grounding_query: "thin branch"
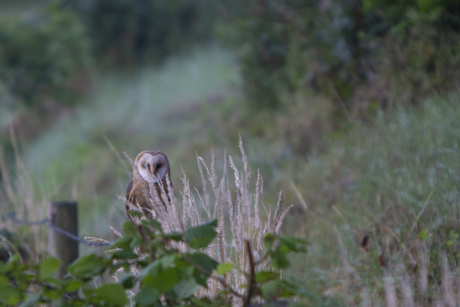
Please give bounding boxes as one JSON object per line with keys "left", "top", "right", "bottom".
{"left": 243, "top": 240, "right": 256, "bottom": 307}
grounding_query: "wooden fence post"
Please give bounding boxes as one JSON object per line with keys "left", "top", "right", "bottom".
{"left": 48, "top": 201, "right": 79, "bottom": 278}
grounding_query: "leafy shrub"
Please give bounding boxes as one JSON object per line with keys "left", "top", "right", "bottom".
{"left": 0, "top": 6, "right": 91, "bottom": 110}
{"left": 0, "top": 218, "right": 312, "bottom": 306}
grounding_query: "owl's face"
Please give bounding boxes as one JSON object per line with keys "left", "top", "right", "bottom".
{"left": 135, "top": 151, "right": 170, "bottom": 184}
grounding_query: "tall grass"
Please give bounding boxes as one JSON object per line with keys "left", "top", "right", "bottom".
{"left": 0, "top": 128, "right": 49, "bottom": 257}
{"left": 287, "top": 92, "right": 460, "bottom": 305}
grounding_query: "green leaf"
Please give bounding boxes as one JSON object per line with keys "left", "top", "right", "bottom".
{"left": 166, "top": 232, "right": 184, "bottom": 241}
{"left": 264, "top": 233, "right": 276, "bottom": 250}
{"left": 43, "top": 290, "right": 60, "bottom": 300}
{"left": 0, "top": 262, "right": 6, "bottom": 274}
{"left": 123, "top": 221, "right": 138, "bottom": 236}
{"left": 5, "top": 254, "right": 20, "bottom": 270}
{"left": 65, "top": 280, "right": 82, "bottom": 292}
{"left": 120, "top": 275, "right": 136, "bottom": 289}
{"left": 19, "top": 293, "right": 40, "bottom": 307}
{"left": 159, "top": 254, "right": 177, "bottom": 269}
{"left": 112, "top": 250, "right": 138, "bottom": 259}
{"left": 186, "top": 252, "right": 218, "bottom": 275}
{"left": 255, "top": 271, "right": 278, "bottom": 283}
{"left": 186, "top": 252, "right": 218, "bottom": 287}
{"left": 137, "top": 261, "right": 162, "bottom": 281}
{"left": 185, "top": 220, "right": 218, "bottom": 249}
{"left": 111, "top": 236, "right": 132, "bottom": 250}
{"left": 0, "top": 286, "right": 22, "bottom": 305}
{"left": 216, "top": 262, "right": 234, "bottom": 275}
{"left": 270, "top": 249, "right": 290, "bottom": 269}
{"left": 94, "top": 284, "right": 127, "bottom": 306}
{"left": 0, "top": 276, "right": 8, "bottom": 287}
{"left": 174, "top": 278, "right": 200, "bottom": 299}
{"left": 68, "top": 254, "right": 104, "bottom": 279}
{"left": 135, "top": 287, "right": 160, "bottom": 306}
{"left": 279, "top": 236, "right": 308, "bottom": 253}
{"left": 39, "top": 255, "right": 61, "bottom": 280}
{"left": 143, "top": 267, "right": 184, "bottom": 292}
{"left": 261, "top": 280, "right": 298, "bottom": 300}
{"left": 150, "top": 219, "right": 163, "bottom": 232}
{"left": 129, "top": 236, "right": 144, "bottom": 249}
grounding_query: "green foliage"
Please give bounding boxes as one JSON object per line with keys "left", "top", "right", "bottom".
{"left": 216, "top": 262, "right": 233, "bottom": 275}
{"left": 185, "top": 219, "right": 218, "bottom": 249}
{"left": 221, "top": 0, "right": 460, "bottom": 110}
{"left": 58, "top": 0, "right": 219, "bottom": 66}
{"left": 0, "top": 6, "right": 90, "bottom": 109}
{"left": 0, "top": 219, "right": 312, "bottom": 306}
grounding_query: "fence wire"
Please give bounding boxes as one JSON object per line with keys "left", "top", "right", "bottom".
{"left": 7, "top": 212, "right": 112, "bottom": 246}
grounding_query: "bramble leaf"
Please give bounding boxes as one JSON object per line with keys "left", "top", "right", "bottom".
{"left": 135, "top": 287, "right": 160, "bottom": 306}
{"left": 174, "top": 278, "right": 200, "bottom": 299}
{"left": 185, "top": 220, "right": 218, "bottom": 249}
{"left": 255, "top": 271, "right": 278, "bottom": 283}
{"left": 143, "top": 267, "right": 184, "bottom": 292}
{"left": 95, "top": 284, "right": 128, "bottom": 306}
{"left": 19, "top": 293, "right": 40, "bottom": 307}
{"left": 68, "top": 254, "right": 104, "bottom": 279}
{"left": 0, "top": 286, "right": 22, "bottom": 305}
{"left": 216, "top": 262, "right": 234, "bottom": 275}
{"left": 39, "top": 255, "right": 61, "bottom": 280}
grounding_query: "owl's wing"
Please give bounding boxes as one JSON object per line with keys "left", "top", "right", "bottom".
{"left": 126, "top": 173, "right": 135, "bottom": 211}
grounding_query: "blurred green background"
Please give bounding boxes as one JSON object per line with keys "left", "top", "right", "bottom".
{"left": 0, "top": 0, "right": 459, "bottom": 303}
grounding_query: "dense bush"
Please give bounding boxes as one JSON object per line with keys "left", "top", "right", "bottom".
{"left": 59, "top": 0, "right": 219, "bottom": 66}
{"left": 0, "top": 6, "right": 91, "bottom": 110}
{"left": 221, "top": 0, "right": 460, "bottom": 109}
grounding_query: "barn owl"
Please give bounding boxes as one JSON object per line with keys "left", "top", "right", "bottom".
{"left": 126, "top": 151, "right": 172, "bottom": 218}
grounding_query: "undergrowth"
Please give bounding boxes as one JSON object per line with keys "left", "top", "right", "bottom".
{"left": 286, "top": 93, "right": 460, "bottom": 305}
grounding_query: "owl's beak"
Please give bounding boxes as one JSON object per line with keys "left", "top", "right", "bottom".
{"left": 149, "top": 165, "right": 156, "bottom": 176}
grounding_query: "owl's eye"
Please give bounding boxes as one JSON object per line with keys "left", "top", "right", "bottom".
{"left": 147, "top": 163, "right": 150, "bottom": 169}
{"left": 142, "top": 163, "right": 147, "bottom": 169}
{"left": 156, "top": 164, "right": 162, "bottom": 171}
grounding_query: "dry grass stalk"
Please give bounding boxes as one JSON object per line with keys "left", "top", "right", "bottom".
{"left": 360, "top": 285, "right": 372, "bottom": 307}
{"left": 0, "top": 127, "right": 50, "bottom": 254}
{"left": 399, "top": 272, "right": 415, "bottom": 307}
{"left": 84, "top": 236, "right": 111, "bottom": 245}
{"left": 103, "top": 135, "right": 130, "bottom": 175}
{"left": 120, "top": 145, "right": 293, "bottom": 305}
{"left": 333, "top": 225, "right": 356, "bottom": 305}
{"left": 109, "top": 226, "right": 123, "bottom": 238}
{"left": 441, "top": 251, "right": 456, "bottom": 307}
{"left": 418, "top": 242, "right": 429, "bottom": 293}
{"left": 383, "top": 269, "right": 397, "bottom": 307}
